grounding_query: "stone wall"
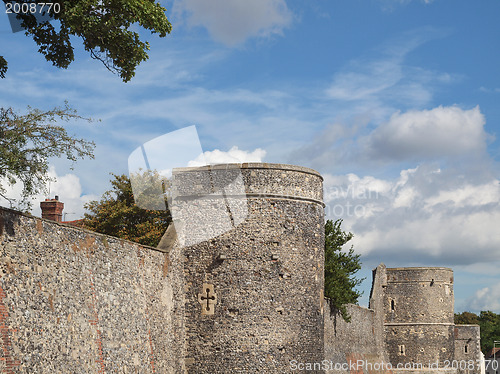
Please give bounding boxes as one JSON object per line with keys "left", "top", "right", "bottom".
{"left": 175, "top": 163, "right": 325, "bottom": 373}
{"left": 454, "top": 325, "right": 482, "bottom": 374}
{"left": 324, "top": 263, "right": 481, "bottom": 374}
{"left": 0, "top": 206, "right": 184, "bottom": 373}
{"left": 324, "top": 302, "right": 390, "bottom": 374}
{"left": 369, "top": 263, "right": 389, "bottom": 362}
{"left": 0, "top": 162, "right": 484, "bottom": 374}
{"left": 383, "top": 267, "right": 455, "bottom": 368}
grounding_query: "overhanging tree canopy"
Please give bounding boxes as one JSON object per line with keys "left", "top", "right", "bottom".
{"left": 0, "top": 102, "right": 95, "bottom": 211}
{"left": 1, "top": 0, "right": 172, "bottom": 81}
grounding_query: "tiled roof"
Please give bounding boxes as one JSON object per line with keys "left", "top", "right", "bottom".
{"left": 486, "top": 347, "right": 500, "bottom": 359}
{"left": 62, "top": 219, "right": 86, "bottom": 228}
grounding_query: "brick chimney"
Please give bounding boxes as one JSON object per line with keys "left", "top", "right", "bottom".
{"left": 40, "top": 196, "right": 64, "bottom": 222}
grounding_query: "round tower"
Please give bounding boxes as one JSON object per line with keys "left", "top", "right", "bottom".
{"left": 383, "top": 267, "right": 455, "bottom": 368}
{"left": 172, "top": 163, "right": 325, "bottom": 373}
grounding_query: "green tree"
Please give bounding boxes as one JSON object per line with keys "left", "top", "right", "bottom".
{"left": 83, "top": 172, "right": 171, "bottom": 247}
{"left": 454, "top": 311, "right": 480, "bottom": 325}
{"left": 324, "top": 219, "right": 364, "bottom": 322}
{"left": 479, "top": 311, "right": 500, "bottom": 354}
{"left": 1, "top": 0, "right": 172, "bottom": 81}
{"left": 0, "top": 56, "right": 7, "bottom": 79}
{"left": 0, "top": 102, "right": 95, "bottom": 211}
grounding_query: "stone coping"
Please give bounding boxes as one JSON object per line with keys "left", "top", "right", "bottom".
{"left": 0, "top": 205, "right": 165, "bottom": 253}
{"left": 172, "top": 162, "right": 323, "bottom": 180}
{"left": 174, "top": 192, "right": 325, "bottom": 207}
{"left": 454, "top": 324, "right": 480, "bottom": 327}
{"left": 384, "top": 322, "right": 455, "bottom": 326}
{"left": 387, "top": 267, "right": 453, "bottom": 271}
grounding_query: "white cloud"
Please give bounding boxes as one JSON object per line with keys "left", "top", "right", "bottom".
{"left": 365, "top": 106, "right": 488, "bottom": 160}
{"left": 393, "top": 185, "right": 418, "bottom": 208}
{"left": 188, "top": 146, "right": 266, "bottom": 166}
{"left": 379, "top": 0, "right": 435, "bottom": 9}
{"left": 173, "top": 0, "right": 293, "bottom": 45}
{"left": 425, "top": 181, "right": 500, "bottom": 209}
{"left": 397, "top": 0, "right": 434, "bottom": 3}
{"left": 479, "top": 86, "right": 500, "bottom": 94}
{"left": 324, "top": 29, "right": 451, "bottom": 110}
{"left": 323, "top": 164, "right": 500, "bottom": 264}
{"left": 326, "top": 59, "right": 403, "bottom": 101}
{"left": 324, "top": 173, "right": 392, "bottom": 201}
{"left": 0, "top": 166, "right": 99, "bottom": 220}
{"left": 293, "top": 105, "right": 491, "bottom": 169}
{"left": 324, "top": 174, "right": 393, "bottom": 221}
{"left": 466, "top": 285, "right": 500, "bottom": 312}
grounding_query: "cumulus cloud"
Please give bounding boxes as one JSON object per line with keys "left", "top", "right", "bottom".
{"left": 323, "top": 164, "right": 500, "bottom": 265}
{"left": 293, "top": 105, "right": 491, "bottom": 170}
{"left": 365, "top": 106, "right": 489, "bottom": 160}
{"left": 0, "top": 166, "right": 99, "bottom": 219}
{"left": 424, "top": 181, "right": 500, "bottom": 209}
{"left": 465, "top": 285, "right": 500, "bottom": 312}
{"left": 173, "top": 0, "right": 293, "bottom": 45}
{"left": 188, "top": 146, "right": 266, "bottom": 166}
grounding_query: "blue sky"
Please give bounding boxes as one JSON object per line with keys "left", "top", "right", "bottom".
{"left": 1, "top": 0, "right": 499, "bottom": 313}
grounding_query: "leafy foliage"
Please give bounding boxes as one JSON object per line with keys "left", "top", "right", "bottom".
{"left": 129, "top": 168, "right": 172, "bottom": 211}
{"left": 455, "top": 310, "right": 500, "bottom": 354}
{"left": 83, "top": 172, "right": 171, "bottom": 247}
{"left": 0, "top": 102, "right": 95, "bottom": 211}
{"left": 1, "top": 0, "right": 172, "bottom": 81}
{"left": 0, "top": 56, "right": 7, "bottom": 78}
{"left": 454, "top": 311, "right": 480, "bottom": 325}
{"left": 324, "top": 219, "right": 364, "bottom": 322}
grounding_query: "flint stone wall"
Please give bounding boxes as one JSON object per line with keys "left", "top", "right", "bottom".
{"left": 324, "top": 302, "right": 389, "bottom": 374}
{"left": 323, "top": 263, "right": 480, "bottom": 374}
{"left": 176, "top": 163, "right": 325, "bottom": 373}
{"left": 0, "top": 161, "right": 484, "bottom": 374}
{"left": 0, "top": 206, "right": 184, "bottom": 373}
{"left": 453, "top": 325, "right": 482, "bottom": 374}
{"left": 384, "top": 268, "right": 455, "bottom": 367}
